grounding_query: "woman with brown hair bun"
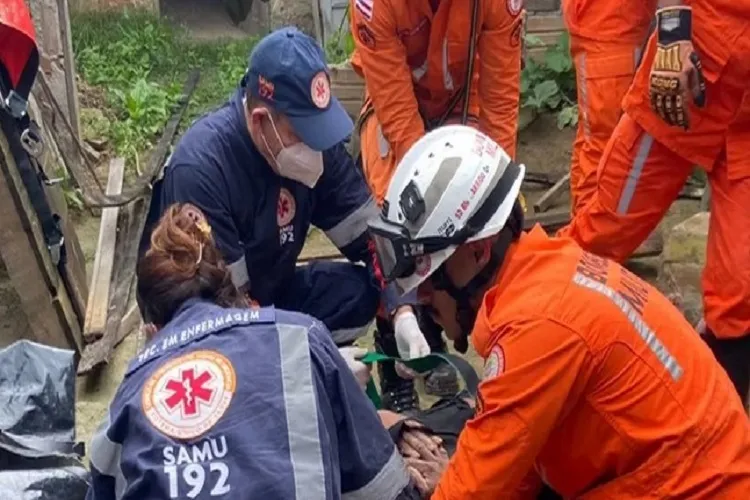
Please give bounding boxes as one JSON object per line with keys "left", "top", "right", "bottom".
{"left": 86, "top": 203, "right": 423, "bottom": 500}
{"left": 135, "top": 203, "right": 245, "bottom": 327}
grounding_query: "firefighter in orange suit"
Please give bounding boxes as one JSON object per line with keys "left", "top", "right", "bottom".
{"left": 349, "top": 0, "right": 524, "bottom": 412}
{"left": 369, "top": 125, "right": 750, "bottom": 499}
{"left": 350, "top": 0, "right": 524, "bottom": 204}
{"left": 559, "top": 1, "right": 750, "bottom": 402}
{"left": 562, "top": 0, "right": 657, "bottom": 213}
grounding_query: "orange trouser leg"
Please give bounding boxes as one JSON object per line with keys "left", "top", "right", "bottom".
{"left": 559, "top": 113, "right": 692, "bottom": 262}
{"left": 569, "top": 36, "right": 642, "bottom": 214}
{"left": 704, "top": 149, "right": 750, "bottom": 338}
{"left": 360, "top": 113, "right": 398, "bottom": 206}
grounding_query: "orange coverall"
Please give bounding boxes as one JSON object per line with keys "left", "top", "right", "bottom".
{"left": 349, "top": 0, "right": 522, "bottom": 203}
{"left": 433, "top": 226, "right": 750, "bottom": 499}
{"left": 559, "top": 2, "right": 750, "bottom": 340}
{"left": 562, "top": 0, "right": 656, "bottom": 214}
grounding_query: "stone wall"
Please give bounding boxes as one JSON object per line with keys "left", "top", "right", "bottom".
{"left": 527, "top": 0, "right": 561, "bottom": 13}
{"left": 658, "top": 212, "right": 709, "bottom": 327}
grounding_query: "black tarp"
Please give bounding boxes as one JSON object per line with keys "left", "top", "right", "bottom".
{"left": 0, "top": 340, "right": 89, "bottom": 499}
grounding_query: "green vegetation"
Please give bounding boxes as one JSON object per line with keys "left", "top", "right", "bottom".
{"left": 325, "top": 28, "right": 356, "bottom": 65}
{"left": 71, "top": 10, "right": 259, "bottom": 168}
{"left": 324, "top": 6, "right": 355, "bottom": 65}
{"left": 71, "top": 9, "right": 579, "bottom": 172}
{"left": 521, "top": 32, "right": 578, "bottom": 130}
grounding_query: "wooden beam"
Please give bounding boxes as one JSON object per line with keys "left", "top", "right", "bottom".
{"left": 533, "top": 172, "right": 570, "bottom": 213}
{"left": 525, "top": 209, "right": 570, "bottom": 231}
{"left": 84, "top": 157, "right": 125, "bottom": 342}
{"left": 78, "top": 201, "right": 142, "bottom": 374}
{"left": 26, "top": 94, "right": 89, "bottom": 329}
{"left": 116, "top": 303, "right": 142, "bottom": 349}
{"left": 56, "top": 0, "right": 81, "bottom": 139}
{"left": 0, "top": 128, "right": 82, "bottom": 352}
{"left": 523, "top": 171, "right": 556, "bottom": 187}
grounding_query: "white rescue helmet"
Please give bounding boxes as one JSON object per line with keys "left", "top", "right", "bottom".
{"left": 368, "top": 125, "right": 525, "bottom": 294}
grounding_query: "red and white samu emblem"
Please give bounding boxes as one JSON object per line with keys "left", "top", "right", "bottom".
{"left": 311, "top": 72, "right": 331, "bottom": 109}
{"left": 277, "top": 188, "right": 296, "bottom": 227}
{"left": 142, "top": 350, "right": 236, "bottom": 439}
{"left": 483, "top": 345, "right": 505, "bottom": 379}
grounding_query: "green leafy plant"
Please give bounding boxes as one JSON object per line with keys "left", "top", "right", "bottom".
{"left": 72, "top": 9, "right": 258, "bottom": 169}
{"left": 521, "top": 32, "right": 578, "bottom": 129}
{"left": 325, "top": 6, "right": 355, "bottom": 64}
{"left": 326, "top": 29, "right": 356, "bottom": 65}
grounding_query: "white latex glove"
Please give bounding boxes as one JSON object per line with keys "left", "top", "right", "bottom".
{"left": 394, "top": 309, "right": 431, "bottom": 360}
{"left": 338, "top": 346, "right": 371, "bottom": 391}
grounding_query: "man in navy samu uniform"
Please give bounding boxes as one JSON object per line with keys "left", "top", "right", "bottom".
{"left": 138, "top": 27, "right": 422, "bottom": 347}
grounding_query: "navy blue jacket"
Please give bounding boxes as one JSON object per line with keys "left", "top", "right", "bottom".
{"left": 86, "top": 300, "right": 414, "bottom": 499}
{"left": 157, "top": 89, "right": 411, "bottom": 311}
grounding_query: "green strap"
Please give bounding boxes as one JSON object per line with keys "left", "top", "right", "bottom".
{"left": 360, "top": 352, "right": 480, "bottom": 409}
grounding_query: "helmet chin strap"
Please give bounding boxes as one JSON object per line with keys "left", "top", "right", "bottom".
{"left": 432, "top": 201, "right": 524, "bottom": 352}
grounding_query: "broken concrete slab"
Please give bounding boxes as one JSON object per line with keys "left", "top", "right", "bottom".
{"left": 661, "top": 212, "right": 709, "bottom": 265}
{"left": 658, "top": 212, "right": 709, "bottom": 326}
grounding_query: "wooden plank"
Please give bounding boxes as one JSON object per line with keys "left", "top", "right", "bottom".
{"left": 115, "top": 302, "right": 142, "bottom": 349}
{"left": 330, "top": 63, "right": 365, "bottom": 118}
{"left": 311, "top": 0, "right": 324, "bottom": 44}
{"left": 328, "top": 63, "right": 363, "bottom": 84}
{"left": 525, "top": 209, "right": 570, "bottom": 231}
{"left": 56, "top": 0, "right": 82, "bottom": 139}
{"left": 26, "top": 94, "right": 89, "bottom": 328}
{"left": 524, "top": 171, "right": 556, "bottom": 186}
{"left": 83, "top": 157, "right": 125, "bottom": 341}
{"left": 61, "top": 216, "right": 89, "bottom": 325}
{"left": 33, "top": 73, "right": 107, "bottom": 206}
{"left": 526, "top": 14, "right": 565, "bottom": 33}
{"left": 533, "top": 172, "right": 570, "bottom": 213}
{"left": 526, "top": 0, "right": 560, "bottom": 12}
{"left": 78, "top": 200, "right": 142, "bottom": 374}
{"left": 0, "top": 129, "right": 82, "bottom": 352}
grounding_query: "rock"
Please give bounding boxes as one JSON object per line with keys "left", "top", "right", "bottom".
{"left": 270, "top": 0, "right": 315, "bottom": 38}
{"left": 659, "top": 263, "right": 704, "bottom": 326}
{"left": 661, "top": 212, "right": 709, "bottom": 265}
{"left": 86, "top": 137, "right": 109, "bottom": 152}
{"left": 80, "top": 108, "right": 111, "bottom": 145}
{"left": 658, "top": 212, "right": 709, "bottom": 326}
{"left": 519, "top": 106, "right": 538, "bottom": 132}
{"left": 633, "top": 227, "right": 664, "bottom": 258}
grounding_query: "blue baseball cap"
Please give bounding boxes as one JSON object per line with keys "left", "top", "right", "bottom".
{"left": 245, "top": 27, "right": 353, "bottom": 151}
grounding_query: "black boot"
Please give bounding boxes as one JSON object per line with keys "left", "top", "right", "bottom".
{"left": 418, "top": 308, "right": 461, "bottom": 398}
{"left": 375, "top": 317, "right": 419, "bottom": 414}
{"left": 702, "top": 329, "right": 750, "bottom": 407}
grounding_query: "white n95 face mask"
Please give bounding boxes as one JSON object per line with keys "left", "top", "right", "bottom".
{"left": 262, "top": 115, "right": 324, "bottom": 189}
{"left": 275, "top": 142, "right": 324, "bottom": 189}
